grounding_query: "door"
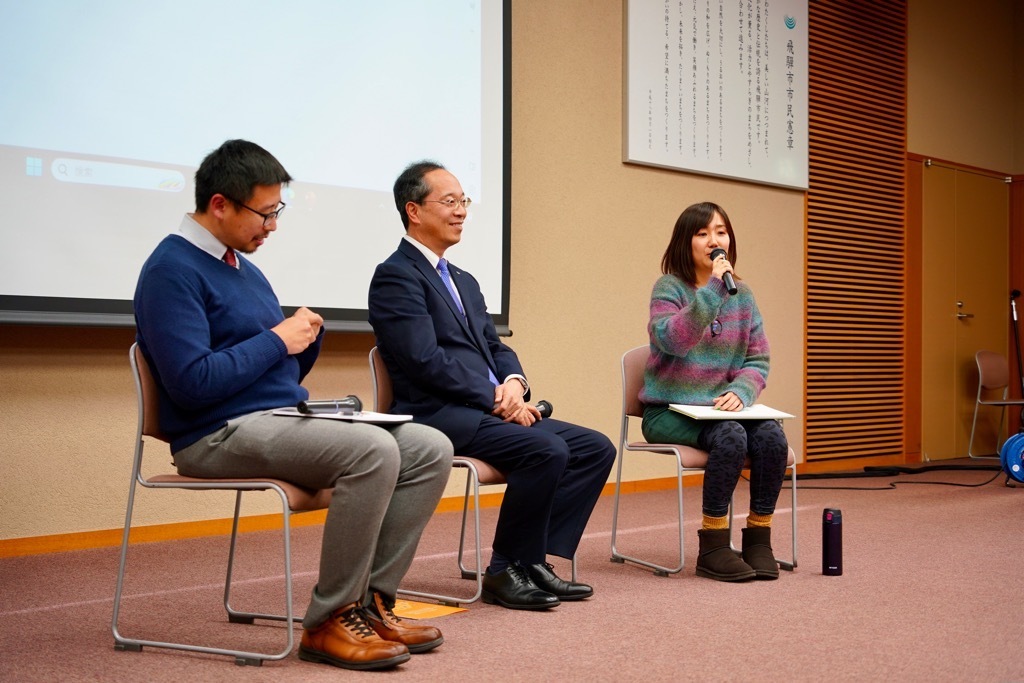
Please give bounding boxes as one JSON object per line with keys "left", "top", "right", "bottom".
{"left": 921, "top": 163, "right": 1009, "bottom": 460}
{"left": 952, "top": 171, "right": 1010, "bottom": 456}
{"left": 921, "top": 165, "right": 956, "bottom": 460}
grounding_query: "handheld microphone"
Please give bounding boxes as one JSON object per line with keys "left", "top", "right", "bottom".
{"left": 297, "top": 395, "right": 363, "bottom": 415}
{"left": 710, "top": 248, "right": 738, "bottom": 295}
{"left": 536, "top": 400, "right": 554, "bottom": 419}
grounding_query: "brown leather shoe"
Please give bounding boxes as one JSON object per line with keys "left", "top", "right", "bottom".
{"left": 298, "top": 602, "right": 410, "bottom": 671}
{"left": 364, "top": 591, "right": 444, "bottom": 654}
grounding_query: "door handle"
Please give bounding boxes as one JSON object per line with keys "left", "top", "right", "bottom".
{"left": 955, "top": 300, "right": 973, "bottom": 320}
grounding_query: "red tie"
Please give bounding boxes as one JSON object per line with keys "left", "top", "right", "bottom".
{"left": 223, "top": 248, "right": 237, "bottom": 268}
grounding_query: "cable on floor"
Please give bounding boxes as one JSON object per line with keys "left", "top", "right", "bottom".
{"left": 742, "top": 463, "right": 1011, "bottom": 490}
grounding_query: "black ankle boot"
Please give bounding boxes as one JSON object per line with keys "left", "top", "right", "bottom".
{"left": 696, "top": 528, "right": 756, "bottom": 582}
{"left": 741, "top": 526, "right": 780, "bottom": 580}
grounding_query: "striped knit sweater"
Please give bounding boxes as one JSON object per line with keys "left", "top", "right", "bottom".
{"left": 640, "top": 273, "right": 770, "bottom": 409}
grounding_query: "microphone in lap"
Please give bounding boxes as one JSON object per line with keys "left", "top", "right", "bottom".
{"left": 297, "top": 395, "right": 363, "bottom": 415}
{"left": 536, "top": 400, "right": 553, "bottom": 419}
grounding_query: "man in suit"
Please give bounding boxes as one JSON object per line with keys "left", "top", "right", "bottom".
{"left": 368, "top": 161, "right": 617, "bottom": 610}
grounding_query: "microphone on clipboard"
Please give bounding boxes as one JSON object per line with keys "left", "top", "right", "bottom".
{"left": 297, "top": 395, "right": 363, "bottom": 415}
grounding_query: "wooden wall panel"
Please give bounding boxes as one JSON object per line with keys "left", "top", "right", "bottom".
{"left": 806, "top": 2, "right": 907, "bottom": 461}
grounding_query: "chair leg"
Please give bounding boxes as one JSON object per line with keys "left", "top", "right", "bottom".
{"left": 968, "top": 400, "right": 1002, "bottom": 460}
{"left": 609, "top": 441, "right": 626, "bottom": 564}
{"left": 224, "top": 489, "right": 302, "bottom": 626}
{"left": 112, "top": 463, "right": 143, "bottom": 652}
{"left": 113, "top": 478, "right": 298, "bottom": 666}
{"left": 225, "top": 491, "right": 252, "bottom": 624}
{"left": 609, "top": 442, "right": 627, "bottom": 565}
{"left": 778, "top": 462, "right": 797, "bottom": 571}
{"left": 400, "top": 459, "right": 581, "bottom": 603}
{"left": 968, "top": 401, "right": 983, "bottom": 458}
{"left": 397, "top": 462, "right": 485, "bottom": 606}
{"left": 609, "top": 450, "right": 686, "bottom": 576}
{"left": 457, "top": 472, "right": 477, "bottom": 580}
{"left": 728, "top": 495, "right": 737, "bottom": 554}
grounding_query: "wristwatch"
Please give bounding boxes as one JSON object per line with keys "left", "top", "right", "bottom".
{"left": 508, "top": 375, "right": 529, "bottom": 394}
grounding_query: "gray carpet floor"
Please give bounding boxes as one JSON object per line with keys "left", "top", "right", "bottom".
{"left": 2, "top": 461, "right": 1021, "bottom": 682}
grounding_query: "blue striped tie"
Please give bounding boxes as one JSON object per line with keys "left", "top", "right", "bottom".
{"left": 437, "top": 258, "right": 464, "bottom": 315}
{"left": 438, "top": 258, "right": 498, "bottom": 386}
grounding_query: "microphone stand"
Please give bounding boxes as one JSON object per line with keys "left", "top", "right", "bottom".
{"left": 1012, "top": 290, "right": 1024, "bottom": 428}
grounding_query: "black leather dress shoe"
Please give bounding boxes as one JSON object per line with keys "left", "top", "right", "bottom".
{"left": 482, "top": 563, "right": 560, "bottom": 610}
{"left": 525, "top": 562, "right": 594, "bottom": 601}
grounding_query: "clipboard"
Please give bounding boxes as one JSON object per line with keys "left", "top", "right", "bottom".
{"left": 272, "top": 408, "right": 412, "bottom": 424}
{"left": 669, "top": 403, "right": 795, "bottom": 420}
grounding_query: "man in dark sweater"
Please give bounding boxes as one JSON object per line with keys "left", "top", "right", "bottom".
{"left": 133, "top": 140, "right": 453, "bottom": 672}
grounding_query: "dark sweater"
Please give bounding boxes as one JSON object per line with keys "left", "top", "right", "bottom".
{"left": 133, "top": 235, "right": 320, "bottom": 452}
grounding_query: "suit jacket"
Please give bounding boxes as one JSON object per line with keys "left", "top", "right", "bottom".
{"left": 368, "top": 239, "right": 529, "bottom": 450}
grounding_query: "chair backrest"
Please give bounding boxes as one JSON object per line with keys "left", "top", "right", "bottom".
{"left": 129, "top": 342, "right": 333, "bottom": 511}
{"left": 976, "top": 350, "right": 1010, "bottom": 391}
{"left": 621, "top": 346, "right": 650, "bottom": 418}
{"left": 131, "top": 343, "right": 168, "bottom": 442}
{"left": 369, "top": 346, "right": 394, "bottom": 414}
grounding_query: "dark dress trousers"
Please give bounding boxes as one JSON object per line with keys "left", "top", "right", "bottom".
{"left": 368, "top": 239, "right": 616, "bottom": 564}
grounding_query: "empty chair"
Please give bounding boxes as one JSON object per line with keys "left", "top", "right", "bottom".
{"left": 112, "top": 343, "right": 332, "bottom": 666}
{"left": 968, "top": 350, "right": 1024, "bottom": 459}
{"left": 609, "top": 345, "right": 798, "bottom": 576}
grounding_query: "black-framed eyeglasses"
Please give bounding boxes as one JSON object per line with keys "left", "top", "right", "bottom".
{"left": 710, "top": 319, "right": 722, "bottom": 337}
{"left": 230, "top": 198, "right": 286, "bottom": 226}
{"left": 424, "top": 197, "right": 472, "bottom": 210}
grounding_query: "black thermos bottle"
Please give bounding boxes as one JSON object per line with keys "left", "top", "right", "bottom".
{"left": 822, "top": 508, "right": 843, "bottom": 575}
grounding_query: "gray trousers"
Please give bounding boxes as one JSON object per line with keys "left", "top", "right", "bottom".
{"left": 173, "top": 410, "right": 453, "bottom": 628}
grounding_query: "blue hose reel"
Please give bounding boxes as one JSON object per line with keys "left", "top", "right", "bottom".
{"left": 1000, "top": 432, "right": 1024, "bottom": 483}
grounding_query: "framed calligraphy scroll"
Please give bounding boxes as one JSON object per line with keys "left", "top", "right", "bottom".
{"left": 624, "top": 0, "right": 808, "bottom": 190}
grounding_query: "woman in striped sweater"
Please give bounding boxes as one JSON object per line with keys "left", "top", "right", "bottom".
{"left": 640, "top": 201, "right": 789, "bottom": 582}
